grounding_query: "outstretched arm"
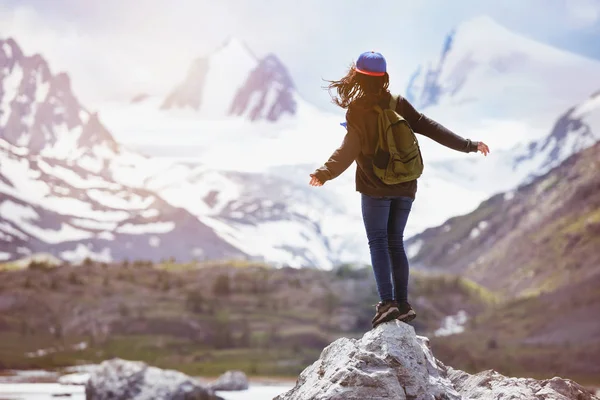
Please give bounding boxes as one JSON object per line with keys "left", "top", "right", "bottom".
{"left": 311, "top": 121, "right": 361, "bottom": 184}
{"left": 398, "top": 97, "right": 481, "bottom": 153}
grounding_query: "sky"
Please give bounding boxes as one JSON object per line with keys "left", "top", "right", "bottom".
{"left": 1, "top": 0, "right": 599, "bottom": 112}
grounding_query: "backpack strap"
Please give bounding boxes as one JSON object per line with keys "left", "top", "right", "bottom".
{"left": 389, "top": 94, "right": 398, "bottom": 111}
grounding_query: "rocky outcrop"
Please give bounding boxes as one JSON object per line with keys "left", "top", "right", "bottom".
{"left": 275, "top": 322, "right": 459, "bottom": 400}
{"left": 209, "top": 370, "right": 249, "bottom": 391}
{"left": 275, "top": 322, "right": 598, "bottom": 400}
{"left": 448, "top": 367, "right": 598, "bottom": 400}
{"left": 85, "top": 358, "right": 223, "bottom": 400}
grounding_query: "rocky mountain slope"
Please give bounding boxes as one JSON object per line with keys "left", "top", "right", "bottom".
{"left": 433, "top": 271, "right": 600, "bottom": 385}
{"left": 0, "top": 139, "right": 242, "bottom": 263}
{"left": 407, "top": 138, "right": 600, "bottom": 298}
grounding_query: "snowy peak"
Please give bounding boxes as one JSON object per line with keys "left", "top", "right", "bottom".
{"left": 213, "top": 36, "right": 258, "bottom": 64}
{"left": 230, "top": 53, "right": 297, "bottom": 121}
{"left": 0, "top": 37, "right": 118, "bottom": 157}
{"left": 405, "top": 15, "right": 600, "bottom": 122}
{"left": 514, "top": 89, "right": 600, "bottom": 172}
{"left": 1, "top": 37, "right": 24, "bottom": 67}
{"left": 160, "top": 38, "right": 297, "bottom": 122}
{"left": 454, "top": 14, "right": 514, "bottom": 38}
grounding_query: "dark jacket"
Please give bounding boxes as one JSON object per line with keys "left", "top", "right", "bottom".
{"left": 312, "top": 93, "right": 479, "bottom": 199}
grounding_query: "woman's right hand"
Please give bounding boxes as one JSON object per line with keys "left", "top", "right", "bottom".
{"left": 477, "top": 142, "right": 490, "bottom": 156}
{"left": 309, "top": 174, "right": 323, "bottom": 187}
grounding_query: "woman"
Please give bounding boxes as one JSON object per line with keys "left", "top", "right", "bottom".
{"left": 309, "top": 51, "right": 490, "bottom": 329}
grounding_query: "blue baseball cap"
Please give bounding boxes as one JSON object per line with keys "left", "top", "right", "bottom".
{"left": 356, "top": 51, "right": 386, "bottom": 76}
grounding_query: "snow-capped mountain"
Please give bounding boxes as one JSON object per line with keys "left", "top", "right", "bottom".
{"left": 0, "top": 37, "right": 360, "bottom": 268}
{"left": 0, "top": 37, "right": 245, "bottom": 264}
{"left": 4, "top": 16, "right": 600, "bottom": 268}
{"left": 155, "top": 37, "right": 296, "bottom": 122}
{"left": 428, "top": 89, "right": 600, "bottom": 195}
{"left": 405, "top": 15, "right": 600, "bottom": 154}
{"left": 0, "top": 38, "right": 117, "bottom": 156}
{"left": 0, "top": 140, "right": 243, "bottom": 263}
{"left": 97, "top": 20, "right": 600, "bottom": 268}
{"left": 141, "top": 162, "right": 366, "bottom": 267}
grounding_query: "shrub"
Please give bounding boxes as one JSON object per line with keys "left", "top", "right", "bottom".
{"left": 82, "top": 257, "right": 94, "bottom": 267}
{"left": 186, "top": 291, "right": 204, "bottom": 314}
{"left": 213, "top": 274, "right": 230, "bottom": 296}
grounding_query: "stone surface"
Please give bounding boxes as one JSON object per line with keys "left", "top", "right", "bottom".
{"left": 85, "top": 358, "right": 222, "bottom": 400}
{"left": 275, "top": 321, "right": 460, "bottom": 400}
{"left": 209, "top": 370, "right": 249, "bottom": 391}
{"left": 448, "top": 367, "right": 598, "bottom": 400}
{"left": 275, "top": 321, "right": 599, "bottom": 400}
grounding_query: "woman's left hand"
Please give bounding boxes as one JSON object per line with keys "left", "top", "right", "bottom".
{"left": 477, "top": 141, "right": 490, "bottom": 156}
{"left": 309, "top": 175, "right": 323, "bottom": 187}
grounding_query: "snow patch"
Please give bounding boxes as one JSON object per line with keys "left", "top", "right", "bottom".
{"left": 87, "top": 189, "right": 154, "bottom": 210}
{"left": 0, "top": 252, "right": 11, "bottom": 261}
{"left": 407, "top": 239, "right": 423, "bottom": 259}
{"left": 60, "top": 244, "right": 112, "bottom": 263}
{"left": 469, "top": 220, "right": 489, "bottom": 239}
{"left": 149, "top": 236, "right": 160, "bottom": 247}
{"left": 0, "top": 200, "right": 39, "bottom": 222}
{"left": 116, "top": 222, "right": 175, "bottom": 234}
{"left": 37, "top": 160, "right": 119, "bottom": 190}
{"left": 141, "top": 209, "right": 159, "bottom": 218}
{"left": 70, "top": 218, "right": 118, "bottom": 231}
{"left": 35, "top": 72, "right": 50, "bottom": 103}
{"left": 2, "top": 42, "right": 13, "bottom": 59}
{"left": 503, "top": 191, "right": 515, "bottom": 201}
{"left": 0, "top": 64, "right": 23, "bottom": 126}
{"left": 434, "top": 310, "right": 469, "bottom": 337}
{"left": 77, "top": 155, "right": 104, "bottom": 173}
{"left": 97, "top": 231, "right": 115, "bottom": 241}
{"left": 0, "top": 201, "right": 93, "bottom": 243}
{"left": 40, "top": 125, "right": 84, "bottom": 159}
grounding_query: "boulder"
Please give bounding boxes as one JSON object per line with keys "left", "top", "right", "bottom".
{"left": 275, "top": 321, "right": 459, "bottom": 400}
{"left": 85, "top": 358, "right": 223, "bottom": 400}
{"left": 275, "top": 321, "right": 598, "bottom": 400}
{"left": 209, "top": 370, "right": 249, "bottom": 391}
{"left": 448, "top": 367, "right": 598, "bottom": 400}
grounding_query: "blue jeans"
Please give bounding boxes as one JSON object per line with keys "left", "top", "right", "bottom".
{"left": 361, "top": 194, "right": 413, "bottom": 303}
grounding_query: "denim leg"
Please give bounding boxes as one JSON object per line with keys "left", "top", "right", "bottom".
{"left": 388, "top": 197, "right": 413, "bottom": 303}
{"left": 361, "top": 194, "right": 393, "bottom": 301}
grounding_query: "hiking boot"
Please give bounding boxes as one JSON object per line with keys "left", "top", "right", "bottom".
{"left": 396, "top": 301, "right": 416, "bottom": 322}
{"left": 371, "top": 300, "right": 401, "bottom": 328}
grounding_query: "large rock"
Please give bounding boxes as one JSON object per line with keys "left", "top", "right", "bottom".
{"left": 448, "top": 367, "right": 598, "bottom": 400}
{"left": 209, "top": 370, "right": 249, "bottom": 391}
{"left": 85, "top": 358, "right": 222, "bottom": 400}
{"left": 275, "top": 321, "right": 598, "bottom": 400}
{"left": 275, "top": 321, "right": 460, "bottom": 400}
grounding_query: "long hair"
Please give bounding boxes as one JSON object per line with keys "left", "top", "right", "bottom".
{"left": 324, "top": 62, "right": 390, "bottom": 109}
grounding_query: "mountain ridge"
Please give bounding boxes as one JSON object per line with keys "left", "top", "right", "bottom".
{"left": 159, "top": 37, "right": 297, "bottom": 121}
